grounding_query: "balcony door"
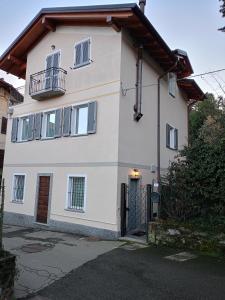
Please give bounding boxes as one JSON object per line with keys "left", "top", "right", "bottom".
{"left": 45, "top": 51, "right": 60, "bottom": 90}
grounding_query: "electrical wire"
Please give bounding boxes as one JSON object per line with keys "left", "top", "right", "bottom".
{"left": 210, "top": 74, "right": 225, "bottom": 96}
{"left": 200, "top": 76, "right": 220, "bottom": 97}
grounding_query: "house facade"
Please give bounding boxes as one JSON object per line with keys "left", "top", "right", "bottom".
{"left": 0, "top": 79, "right": 23, "bottom": 175}
{"left": 0, "top": 3, "right": 204, "bottom": 239}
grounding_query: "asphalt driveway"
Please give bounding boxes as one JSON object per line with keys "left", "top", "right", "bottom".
{"left": 26, "top": 243, "right": 225, "bottom": 300}
{"left": 3, "top": 225, "right": 122, "bottom": 299}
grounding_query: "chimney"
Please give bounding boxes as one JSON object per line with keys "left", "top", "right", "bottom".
{"left": 139, "top": 0, "right": 146, "bottom": 14}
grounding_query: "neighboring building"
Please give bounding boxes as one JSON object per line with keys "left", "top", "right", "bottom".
{"left": 0, "top": 3, "right": 204, "bottom": 239}
{"left": 0, "top": 79, "right": 23, "bottom": 175}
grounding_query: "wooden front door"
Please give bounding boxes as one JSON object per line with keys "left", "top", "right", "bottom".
{"left": 36, "top": 176, "right": 50, "bottom": 224}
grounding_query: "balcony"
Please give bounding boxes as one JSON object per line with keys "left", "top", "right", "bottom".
{"left": 29, "top": 67, "right": 67, "bottom": 100}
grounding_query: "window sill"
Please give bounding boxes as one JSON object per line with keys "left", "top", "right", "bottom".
{"left": 11, "top": 200, "right": 24, "bottom": 204}
{"left": 73, "top": 62, "right": 91, "bottom": 70}
{"left": 65, "top": 208, "right": 85, "bottom": 213}
{"left": 70, "top": 133, "right": 88, "bottom": 137}
{"left": 166, "top": 145, "right": 178, "bottom": 151}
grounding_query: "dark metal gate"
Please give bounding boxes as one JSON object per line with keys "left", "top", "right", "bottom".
{"left": 121, "top": 182, "right": 151, "bottom": 242}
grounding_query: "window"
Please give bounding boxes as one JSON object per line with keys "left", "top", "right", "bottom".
{"left": 166, "top": 124, "right": 178, "bottom": 150}
{"left": 67, "top": 176, "right": 86, "bottom": 211}
{"left": 168, "top": 72, "right": 177, "bottom": 98}
{"left": 12, "top": 174, "right": 25, "bottom": 203}
{"left": 18, "top": 116, "right": 30, "bottom": 141}
{"left": 74, "top": 39, "right": 90, "bottom": 68}
{"left": 45, "top": 52, "right": 60, "bottom": 90}
{"left": 71, "top": 105, "right": 88, "bottom": 135}
{"left": 42, "top": 111, "right": 56, "bottom": 138}
{"left": 1, "top": 117, "right": 7, "bottom": 134}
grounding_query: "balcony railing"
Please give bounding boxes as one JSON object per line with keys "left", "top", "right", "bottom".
{"left": 29, "top": 67, "right": 67, "bottom": 100}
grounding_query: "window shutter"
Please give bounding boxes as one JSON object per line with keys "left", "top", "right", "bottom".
{"left": 53, "top": 52, "right": 60, "bottom": 68}
{"left": 75, "top": 44, "right": 82, "bottom": 67}
{"left": 34, "top": 113, "right": 42, "bottom": 140}
{"left": 82, "top": 40, "right": 90, "bottom": 64}
{"left": 1, "top": 117, "right": 7, "bottom": 134}
{"left": 166, "top": 124, "right": 170, "bottom": 148}
{"left": 63, "top": 106, "right": 72, "bottom": 136}
{"left": 45, "top": 55, "right": 53, "bottom": 89}
{"left": 28, "top": 114, "right": 34, "bottom": 141}
{"left": 174, "top": 128, "right": 178, "bottom": 150}
{"left": 87, "top": 101, "right": 97, "bottom": 134}
{"left": 54, "top": 109, "right": 62, "bottom": 138}
{"left": 11, "top": 118, "right": 19, "bottom": 143}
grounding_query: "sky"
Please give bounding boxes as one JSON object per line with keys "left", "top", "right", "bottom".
{"left": 0, "top": 0, "right": 224, "bottom": 96}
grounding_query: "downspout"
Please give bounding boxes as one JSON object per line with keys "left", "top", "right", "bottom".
{"left": 134, "top": 46, "right": 143, "bottom": 121}
{"left": 156, "top": 58, "right": 179, "bottom": 187}
{"left": 133, "top": 0, "right": 147, "bottom": 121}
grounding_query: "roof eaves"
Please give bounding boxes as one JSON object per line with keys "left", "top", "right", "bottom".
{"left": 0, "top": 3, "right": 137, "bottom": 61}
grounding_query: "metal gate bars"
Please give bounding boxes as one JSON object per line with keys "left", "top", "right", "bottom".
{"left": 121, "top": 182, "right": 151, "bottom": 242}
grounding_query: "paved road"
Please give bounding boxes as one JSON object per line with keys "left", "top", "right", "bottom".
{"left": 3, "top": 225, "right": 122, "bottom": 299}
{"left": 26, "top": 244, "right": 225, "bottom": 300}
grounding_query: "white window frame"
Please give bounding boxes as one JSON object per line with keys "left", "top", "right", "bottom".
{"left": 74, "top": 38, "right": 91, "bottom": 69}
{"left": 168, "top": 72, "right": 177, "bottom": 98}
{"left": 11, "top": 173, "right": 26, "bottom": 203}
{"left": 169, "top": 127, "right": 176, "bottom": 149}
{"left": 41, "top": 110, "right": 56, "bottom": 139}
{"left": 70, "top": 104, "right": 89, "bottom": 136}
{"left": 66, "top": 174, "right": 87, "bottom": 212}
{"left": 167, "top": 124, "right": 178, "bottom": 150}
{"left": 17, "top": 116, "right": 30, "bottom": 142}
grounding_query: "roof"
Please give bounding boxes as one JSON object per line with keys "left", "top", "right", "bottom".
{"left": 0, "top": 78, "right": 24, "bottom": 104}
{"left": 0, "top": 3, "right": 203, "bottom": 101}
{"left": 178, "top": 79, "right": 205, "bottom": 102}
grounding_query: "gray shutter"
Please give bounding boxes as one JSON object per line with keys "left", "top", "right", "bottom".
{"left": 174, "top": 128, "right": 178, "bottom": 150}
{"left": 87, "top": 101, "right": 97, "bottom": 134}
{"left": 63, "top": 106, "right": 72, "bottom": 137}
{"left": 166, "top": 124, "right": 170, "bottom": 148}
{"left": 82, "top": 40, "right": 90, "bottom": 64}
{"left": 75, "top": 43, "right": 82, "bottom": 67}
{"left": 52, "top": 52, "right": 60, "bottom": 89}
{"left": 53, "top": 52, "right": 60, "bottom": 68}
{"left": 28, "top": 114, "right": 34, "bottom": 141}
{"left": 11, "top": 118, "right": 19, "bottom": 142}
{"left": 45, "top": 55, "right": 53, "bottom": 89}
{"left": 34, "top": 113, "right": 42, "bottom": 140}
{"left": 54, "top": 109, "right": 62, "bottom": 138}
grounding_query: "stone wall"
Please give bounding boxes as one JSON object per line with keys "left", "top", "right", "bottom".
{"left": 148, "top": 221, "right": 225, "bottom": 256}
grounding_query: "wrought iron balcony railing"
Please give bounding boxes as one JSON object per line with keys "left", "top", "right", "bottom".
{"left": 29, "top": 67, "right": 67, "bottom": 100}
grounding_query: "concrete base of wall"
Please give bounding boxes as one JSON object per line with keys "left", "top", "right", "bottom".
{"left": 3, "top": 212, "right": 120, "bottom": 240}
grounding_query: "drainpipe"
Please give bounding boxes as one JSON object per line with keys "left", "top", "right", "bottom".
{"left": 133, "top": 0, "right": 147, "bottom": 121}
{"left": 134, "top": 46, "right": 143, "bottom": 121}
{"left": 156, "top": 58, "right": 179, "bottom": 188}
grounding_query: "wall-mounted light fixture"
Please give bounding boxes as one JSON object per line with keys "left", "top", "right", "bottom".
{"left": 131, "top": 168, "right": 141, "bottom": 179}
{"left": 51, "top": 45, "right": 56, "bottom": 51}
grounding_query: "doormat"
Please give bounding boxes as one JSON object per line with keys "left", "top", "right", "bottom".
{"left": 165, "top": 252, "right": 197, "bottom": 262}
{"left": 132, "top": 231, "right": 146, "bottom": 237}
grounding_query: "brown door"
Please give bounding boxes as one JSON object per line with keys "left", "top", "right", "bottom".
{"left": 36, "top": 176, "right": 50, "bottom": 224}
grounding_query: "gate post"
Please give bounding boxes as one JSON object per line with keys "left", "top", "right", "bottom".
{"left": 146, "top": 184, "right": 152, "bottom": 243}
{"left": 120, "top": 183, "right": 127, "bottom": 237}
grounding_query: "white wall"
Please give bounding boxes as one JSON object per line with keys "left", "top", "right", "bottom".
{"left": 3, "top": 25, "right": 122, "bottom": 232}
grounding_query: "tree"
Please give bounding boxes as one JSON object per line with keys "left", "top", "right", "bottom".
{"left": 189, "top": 93, "right": 223, "bottom": 144}
{"left": 161, "top": 94, "right": 225, "bottom": 220}
{"left": 219, "top": 0, "right": 225, "bottom": 31}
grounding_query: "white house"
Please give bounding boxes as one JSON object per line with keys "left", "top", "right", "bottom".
{"left": 0, "top": 3, "right": 204, "bottom": 239}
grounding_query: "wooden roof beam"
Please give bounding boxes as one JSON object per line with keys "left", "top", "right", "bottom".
{"left": 106, "top": 16, "right": 121, "bottom": 32}
{"left": 7, "top": 54, "right": 25, "bottom": 66}
{"left": 42, "top": 17, "right": 56, "bottom": 32}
